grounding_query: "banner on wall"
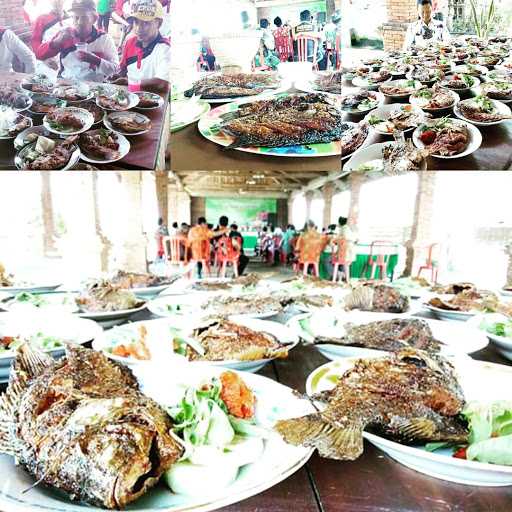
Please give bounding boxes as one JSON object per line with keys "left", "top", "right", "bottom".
{"left": 205, "top": 198, "right": 277, "bottom": 227}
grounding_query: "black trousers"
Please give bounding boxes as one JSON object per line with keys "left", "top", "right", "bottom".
{"left": 98, "top": 13, "right": 111, "bottom": 32}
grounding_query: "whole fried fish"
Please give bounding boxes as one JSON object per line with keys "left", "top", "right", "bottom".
{"left": 314, "top": 318, "right": 441, "bottom": 352}
{"left": 0, "top": 344, "right": 183, "bottom": 508}
{"left": 76, "top": 279, "right": 145, "bottom": 312}
{"left": 187, "top": 319, "right": 288, "bottom": 361}
{"left": 275, "top": 349, "right": 468, "bottom": 460}
{"left": 344, "top": 284, "right": 410, "bottom": 313}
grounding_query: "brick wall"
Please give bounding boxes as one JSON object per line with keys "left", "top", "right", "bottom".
{"left": 381, "top": 0, "right": 418, "bottom": 50}
{"left": 1, "top": 0, "right": 31, "bottom": 40}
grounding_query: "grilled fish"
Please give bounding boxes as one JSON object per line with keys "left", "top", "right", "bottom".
{"left": 186, "top": 319, "right": 288, "bottom": 361}
{"left": 275, "top": 349, "right": 468, "bottom": 460}
{"left": 76, "top": 279, "right": 145, "bottom": 312}
{"left": 0, "top": 344, "right": 183, "bottom": 508}
{"left": 220, "top": 93, "right": 341, "bottom": 149}
{"left": 313, "top": 318, "right": 442, "bottom": 353}
{"left": 344, "top": 284, "right": 410, "bottom": 313}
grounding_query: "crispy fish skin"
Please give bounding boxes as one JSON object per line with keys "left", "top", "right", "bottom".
{"left": 187, "top": 319, "right": 288, "bottom": 361}
{"left": 0, "top": 345, "right": 183, "bottom": 509}
{"left": 344, "top": 285, "right": 410, "bottom": 313}
{"left": 275, "top": 349, "right": 468, "bottom": 460}
{"left": 315, "top": 318, "right": 442, "bottom": 353}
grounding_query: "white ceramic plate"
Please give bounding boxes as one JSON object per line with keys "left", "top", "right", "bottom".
{"left": 0, "top": 291, "right": 79, "bottom": 315}
{"left": 340, "top": 91, "right": 385, "bottom": 114}
{"left": 134, "top": 91, "right": 165, "bottom": 110}
{"left": 453, "top": 64, "right": 488, "bottom": 76}
{"left": 409, "top": 89, "right": 460, "bottom": 112}
{"left": 454, "top": 98, "right": 512, "bottom": 126}
{"left": 288, "top": 310, "right": 487, "bottom": 360}
{"left": 500, "top": 289, "right": 512, "bottom": 297}
{"left": 341, "top": 121, "right": 371, "bottom": 161}
{"left": 306, "top": 357, "right": 512, "bottom": 486}
{"left": 43, "top": 107, "right": 94, "bottom": 136}
{"left": 0, "top": 311, "right": 103, "bottom": 382}
{"left": 0, "top": 366, "right": 313, "bottom": 512}
{"left": 477, "top": 83, "right": 512, "bottom": 103}
{"left": 78, "top": 303, "right": 147, "bottom": 327}
{"left": 423, "top": 303, "right": 477, "bottom": 321}
{"left": 468, "top": 313, "right": 512, "bottom": 361}
{"left": 352, "top": 75, "right": 392, "bottom": 90}
{"left": 0, "top": 112, "right": 32, "bottom": 140}
{"left": 343, "top": 141, "right": 427, "bottom": 174}
{"left": 0, "top": 283, "right": 61, "bottom": 294}
{"left": 412, "top": 119, "right": 482, "bottom": 159}
{"left": 93, "top": 317, "right": 299, "bottom": 373}
{"left": 96, "top": 90, "right": 139, "bottom": 111}
{"left": 104, "top": 111, "right": 152, "bottom": 136}
{"left": 378, "top": 79, "right": 425, "bottom": 98}
{"left": 79, "top": 130, "right": 130, "bottom": 164}
{"left": 439, "top": 74, "right": 480, "bottom": 92}
{"left": 364, "top": 104, "right": 426, "bottom": 135}
{"left": 171, "top": 98, "right": 211, "bottom": 132}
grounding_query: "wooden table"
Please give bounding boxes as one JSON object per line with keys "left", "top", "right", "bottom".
{"left": 341, "top": 80, "right": 512, "bottom": 171}
{"left": 0, "top": 72, "right": 169, "bottom": 171}
{"left": 1, "top": 306, "right": 512, "bottom": 511}
{"left": 170, "top": 87, "right": 341, "bottom": 173}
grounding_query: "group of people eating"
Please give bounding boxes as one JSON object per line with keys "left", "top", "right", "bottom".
{"left": 1, "top": 0, "right": 170, "bottom": 92}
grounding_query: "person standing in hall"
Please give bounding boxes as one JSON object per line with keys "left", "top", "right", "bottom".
{"left": 188, "top": 217, "right": 227, "bottom": 278}
{"left": 96, "top": 0, "right": 115, "bottom": 33}
{"left": 229, "top": 224, "right": 249, "bottom": 276}
{"left": 273, "top": 16, "right": 293, "bottom": 62}
{"left": 296, "top": 220, "right": 329, "bottom": 274}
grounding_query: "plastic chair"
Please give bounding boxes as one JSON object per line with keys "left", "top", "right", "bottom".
{"left": 274, "top": 30, "right": 293, "bottom": 62}
{"left": 216, "top": 236, "right": 241, "bottom": 278}
{"left": 296, "top": 35, "right": 319, "bottom": 69}
{"left": 362, "top": 241, "right": 396, "bottom": 281}
{"left": 331, "top": 238, "right": 350, "bottom": 283}
{"left": 162, "top": 236, "right": 188, "bottom": 266}
{"left": 302, "top": 261, "right": 319, "bottom": 277}
{"left": 417, "top": 243, "right": 439, "bottom": 283}
{"left": 189, "top": 238, "right": 211, "bottom": 278}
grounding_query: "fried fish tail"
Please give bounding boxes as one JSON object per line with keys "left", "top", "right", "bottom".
{"left": 275, "top": 414, "right": 364, "bottom": 460}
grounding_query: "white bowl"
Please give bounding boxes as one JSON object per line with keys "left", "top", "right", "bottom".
{"left": 412, "top": 119, "right": 482, "bottom": 159}
{"left": 454, "top": 97, "right": 512, "bottom": 126}
{"left": 378, "top": 79, "right": 425, "bottom": 98}
{"left": 340, "top": 91, "right": 384, "bottom": 114}
{"left": 352, "top": 75, "right": 392, "bottom": 90}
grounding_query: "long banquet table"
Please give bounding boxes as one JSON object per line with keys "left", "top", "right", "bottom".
{"left": 1, "top": 305, "right": 512, "bottom": 511}
{"left": 341, "top": 80, "right": 512, "bottom": 171}
{"left": 0, "top": 72, "right": 169, "bottom": 171}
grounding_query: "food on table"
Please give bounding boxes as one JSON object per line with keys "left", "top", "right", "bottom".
{"left": 311, "top": 71, "right": 342, "bottom": 94}
{"left": 76, "top": 100, "right": 103, "bottom": 123}
{"left": 440, "top": 73, "right": 476, "bottom": 90}
{"left": 108, "top": 111, "right": 152, "bottom": 133}
{"left": 381, "top": 141, "right": 428, "bottom": 173}
{"left": 0, "top": 332, "right": 65, "bottom": 352}
{"left": 202, "top": 293, "right": 283, "bottom": 318}
{"left": 79, "top": 129, "right": 120, "bottom": 160}
{"left": 478, "top": 313, "right": 512, "bottom": 339}
{"left": 23, "top": 135, "right": 78, "bottom": 170}
{"left": 275, "top": 349, "right": 467, "bottom": 460}
{"left": 410, "top": 86, "right": 457, "bottom": 109}
{"left": 0, "top": 87, "right": 31, "bottom": 110}
{"left": 307, "top": 317, "right": 442, "bottom": 352}
{"left": 97, "top": 89, "right": 131, "bottom": 110}
{"left": 382, "top": 62, "right": 412, "bottom": 75}
{"left": 341, "top": 90, "right": 380, "bottom": 112}
{"left": 425, "top": 57, "right": 452, "bottom": 71}
{"left": 0, "top": 264, "right": 13, "bottom": 287}
{"left": 457, "top": 95, "right": 512, "bottom": 123}
{"left": 284, "top": 293, "right": 334, "bottom": 310}
{"left": 5, "top": 291, "right": 77, "bottom": 312}
{"left": 363, "top": 57, "right": 384, "bottom": 68}
{"left": 29, "top": 95, "right": 66, "bottom": 114}
{"left": 379, "top": 79, "right": 424, "bottom": 96}
{"left": 344, "top": 284, "right": 410, "bottom": 313}
{"left": 366, "top": 69, "right": 392, "bottom": 84}
{"left": 111, "top": 270, "right": 178, "bottom": 289}
{"left": 165, "top": 371, "right": 265, "bottom": 494}
{"left": 76, "top": 280, "right": 145, "bottom": 312}
{"left": 417, "top": 117, "right": 470, "bottom": 156}
{"left": 469, "top": 55, "right": 501, "bottom": 67}
{"left": 0, "top": 107, "right": 31, "bottom": 137}
{"left": 431, "top": 282, "right": 476, "bottom": 294}
{"left": 190, "top": 273, "right": 261, "bottom": 291}
{"left": 409, "top": 67, "right": 444, "bottom": 83}
{"left": 185, "top": 73, "right": 280, "bottom": 99}
{"left": 111, "top": 325, "right": 151, "bottom": 360}
{"left": 454, "top": 63, "right": 487, "bottom": 76}
{"left": 367, "top": 104, "right": 425, "bottom": 133}
{"left": 179, "top": 319, "right": 289, "bottom": 361}
{"left": 20, "top": 73, "right": 54, "bottom": 93}
{"left": 52, "top": 85, "right": 90, "bottom": 101}
{"left": 220, "top": 93, "right": 341, "bottom": 149}
{"left": 341, "top": 122, "right": 369, "bottom": 156}
{"left": 481, "top": 81, "right": 512, "bottom": 100}
{"left": 0, "top": 344, "right": 183, "bottom": 508}
{"left": 428, "top": 289, "right": 489, "bottom": 312}
{"left": 343, "top": 65, "right": 371, "bottom": 79}
{"left": 136, "top": 91, "right": 161, "bottom": 108}
{"left": 45, "top": 109, "right": 84, "bottom": 132}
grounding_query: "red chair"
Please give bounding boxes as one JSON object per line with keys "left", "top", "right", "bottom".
{"left": 331, "top": 238, "right": 350, "bottom": 283}
{"left": 296, "top": 35, "right": 319, "bottom": 70}
{"left": 163, "top": 236, "right": 188, "bottom": 266}
{"left": 189, "top": 238, "right": 212, "bottom": 278}
{"left": 216, "top": 236, "right": 241, "bottom": 278}
{"left": 417, "top": 243, "right": 439, "bottom": 283}
{"left": 362, "top": 241, "right": 396, "bottom": 281}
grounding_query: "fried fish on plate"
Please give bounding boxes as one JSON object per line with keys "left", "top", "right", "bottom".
{"left": 185, "top": 319, "right": 289, "bottom": 361}
{"left": 0, "top": 344, "right": 183, "bottom": 508}
{"left": 312, "top": 317, "right": 442, "bottom": 352}
{"left": 275, "top": 348, "right": 468, "bottom": 460}
{"left": 76, "top": 279, "right": 145, "bottom": 312}
{"left": 344, "top": 284, "right": 410, "bottom": 313}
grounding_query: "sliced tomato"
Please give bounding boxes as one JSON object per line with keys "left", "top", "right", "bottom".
{"left": 453, "top": 447, "right": 467, "bottom": 459}
{"left": 419, "top": 130, "right": 437, "bottom": 145}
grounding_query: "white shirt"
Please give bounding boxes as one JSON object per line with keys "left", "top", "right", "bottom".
{"left": 0, "top": 29, "right": 36, "bottom": 73}
{"left": 121, "top": 34, "right": 170, "bottom": 82}
{"left": 403, "top": 19, "right": 451, "bottom": 49}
